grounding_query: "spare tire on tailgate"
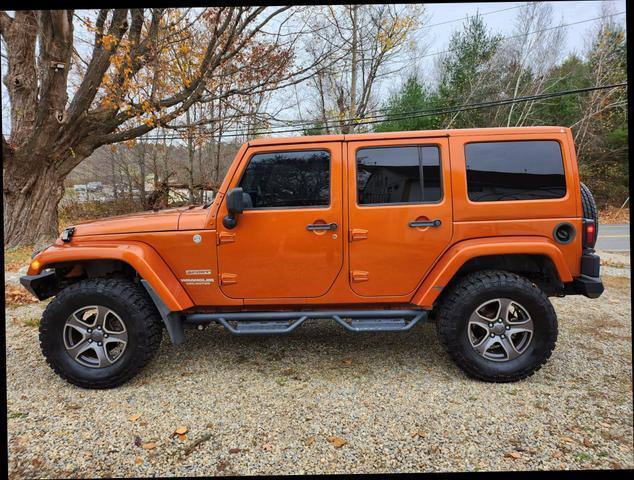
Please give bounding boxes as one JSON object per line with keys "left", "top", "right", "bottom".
{"left": 580, "top": 182, "right": 599, "bottom": 244}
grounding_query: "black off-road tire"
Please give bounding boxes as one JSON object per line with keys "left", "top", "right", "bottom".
{"left": 39, "top": 278, "right": 163, "bottom": 389}
{"left": 436, "top": 270, "right": 557, "bottom": 382}
{"left": 580, "top": 182, "right": 599, "bottom": 242}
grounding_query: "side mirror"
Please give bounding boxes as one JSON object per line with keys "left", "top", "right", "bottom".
{"left": 223, "top": 187, "right": 244, "bottom": 229}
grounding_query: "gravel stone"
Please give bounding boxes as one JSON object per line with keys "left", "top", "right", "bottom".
{"left": 6, "top": 271, "right": 632, "bottom": 476}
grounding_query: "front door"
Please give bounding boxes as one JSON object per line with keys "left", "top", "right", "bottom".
{"left": 217, "top": 143, "right": 343, "bottom": 299}
{"left": 347, "top": 138, "right": 453, "bottom": 297}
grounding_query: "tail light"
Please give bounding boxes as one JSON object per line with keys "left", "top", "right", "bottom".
{"left": 583, "top": 219, "right": 596, "bottom": 248}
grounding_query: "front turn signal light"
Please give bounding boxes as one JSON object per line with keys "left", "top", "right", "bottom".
{"left": 30, "top": 259, "right": 41, "bottom": 270}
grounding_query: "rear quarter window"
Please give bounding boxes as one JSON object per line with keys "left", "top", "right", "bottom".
{"left": 465, "top": 140, "right": 566, "bottom": 202}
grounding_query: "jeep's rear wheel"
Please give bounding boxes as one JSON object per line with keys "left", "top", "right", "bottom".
{"left": 40, "top": 278, "right": 163, "bottom": 389}
{"left": 436, "top": 270, "right": 557, "bottom": 382}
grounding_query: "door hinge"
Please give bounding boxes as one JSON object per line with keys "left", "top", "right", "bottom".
{"left": 217, "top": 231, "right": 235, "bottom": 245}
{"left": 219, "top": 273, "right": 238, "bottom": 285}
{"left": 350, "top": 270, "right": 369, "bottom": 282}
{"left": 349, "top": 228, "right": 368, "bottom": 241}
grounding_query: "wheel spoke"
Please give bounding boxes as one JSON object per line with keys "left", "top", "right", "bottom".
{"left": 94, "top": 344, "right": 114, "bottom": 367}
{"left": 66, "top": 339, "right": 93, "bottom": 360}
{"left": 468, "top": 310, "right": 491, "bottom": 331}
{"left": 94, "top": 305, "right": 109, "bottom": 327}
{"left": 104, "top": 331, "right": 128, "bottom": 346}
{"left": 65, "top": 314, "right": 90, "bottom": 336}
{"left": 474, "top": 335, "right": 498, "bottom": 355}
{"left": 506, "top": 320, "right": 533, "bottom": 335}
{"left": 499, "top": 336, "right": 520, "bottom": 360}
{"left": 498, "top": 298, "right": 513, "bottom": 322}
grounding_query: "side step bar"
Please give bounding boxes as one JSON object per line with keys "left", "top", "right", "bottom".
{"left": 184, "top": 309, "right": 427, "bottom": 335}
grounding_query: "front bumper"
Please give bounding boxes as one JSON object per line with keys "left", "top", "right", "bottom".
{"left": 19, "top": 270, "right": 58, "bottom": 301}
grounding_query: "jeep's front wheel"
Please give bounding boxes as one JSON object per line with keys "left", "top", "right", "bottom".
{"left": 39, "top": 278, "right": 163, "bottom": 389}
{"left": 436, "top": 270, "right": 558, "bottom": 382}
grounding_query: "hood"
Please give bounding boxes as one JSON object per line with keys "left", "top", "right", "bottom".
{"left": 72, "top": 207, "right": 188, "bottom": 237}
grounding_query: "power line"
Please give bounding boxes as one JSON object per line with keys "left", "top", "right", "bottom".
{"left": 2, "top": 83, "right": 626, "bottom": 141}
{"left": 133, "top": 82, "right": 627, "bottom": 141}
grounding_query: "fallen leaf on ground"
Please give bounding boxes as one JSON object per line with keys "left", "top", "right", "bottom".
{"left": 342, "top": 358, "right": 353, "bottom": 365}
{"left": 5, "top": 285, "right": 37, "bottom": 306}
{"left": 505, "top": 451, "right": 521, "bottom": 459}
{"left": 135, "top": 457, "right": 143, "bottom": 465}
{"left": 262, "top": 443, "right": 274, "bottom": 451}
{"left": 229, "top": 447, "right": 242, "bottom": 454}
{"left": 66, "top": 404, "right": 81, "bottom": 410}
{"left": 178, "top": 434, "right": 187, "bottom": 442}
{"left": 142, "top": 442, "right": 157, "bottom": 450}
{"left": 173, "top": 426, "right": 188, "bottom": 435}
{"left": 563, "top": 437, "right": 574, "bottom": 444}
{"left": 31, "top": 458, "right": 43, "bottom": 468}
{"left": 552, "top": 451, "right": 563, "bottom": 459}
{"left": 327, "top": 436, "right": 347, "bottom": 448}
{"left": 128, "top": 414, "right": 141, "bottom": 422}
{"left": 304, "top": 436, "right": 315, "bottom": 447}
{"left": 411, "top": 429, "right": 425, "bottom": 439}
{"left": 583, "top": 438, "right": 592, "bottom": 448}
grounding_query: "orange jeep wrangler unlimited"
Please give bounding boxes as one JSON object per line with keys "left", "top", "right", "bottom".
{"left": 21, "top": 127, "right": 604, "bottom": 388}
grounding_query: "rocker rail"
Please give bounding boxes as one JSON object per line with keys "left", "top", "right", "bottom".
{"left": 184, "top": 309, "right": 428, "bottom": 335}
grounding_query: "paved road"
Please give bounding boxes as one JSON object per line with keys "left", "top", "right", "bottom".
{"left": 596, "top": 224, "right": 630, "bottom": 251}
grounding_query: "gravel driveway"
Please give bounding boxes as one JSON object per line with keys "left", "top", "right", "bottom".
{"left": 6, "top": 251, "right": 633, "bottom": 476}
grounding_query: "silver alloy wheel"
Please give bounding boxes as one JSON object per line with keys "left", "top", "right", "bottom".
{"left": 63, "top": 305, "right": 128, "bottom": 368}
{"left": 467, "top": 298, "right": 534, "bottom": 362}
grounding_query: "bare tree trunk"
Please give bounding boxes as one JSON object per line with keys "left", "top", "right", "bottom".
{"left": 3, "top": 152, "right": 73, "bottom": 248}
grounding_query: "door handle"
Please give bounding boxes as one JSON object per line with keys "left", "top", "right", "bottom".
{"left": 409, "top": 219, "right": 442, "bottom": 228}
{"left": 306, "top": 222, "right": 338, "bottom": 231}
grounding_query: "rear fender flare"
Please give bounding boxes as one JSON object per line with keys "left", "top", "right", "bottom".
{"left": 29, "top": 241, "right": 194, "bottom": 312}
{"left": 411, "top": 236, "right": 573, "bottom": 308}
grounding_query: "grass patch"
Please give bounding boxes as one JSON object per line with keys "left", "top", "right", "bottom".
{"left": 5, "top": 285, "right": 38, "bottom": 307}
{"left": 8, "top": 411, "right": 29, "bottom": 419}
{"left": 22, "top": 317, "right": 40, "bottom": 328}
{"left": 574, "top": 452, "right": 591, "bottom": 462}
{"left": 4, "top": 246, "right": 33, "bottom": 272}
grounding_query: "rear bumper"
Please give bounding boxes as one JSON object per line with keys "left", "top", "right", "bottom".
{"left": 19, "top": 270, "right": 58, "bottom": 301}
{"left": 565, "top": 274, "right": 604, "bottom": 299}
{"left": 562, "top": 250, "right": 604, "bottom": 298}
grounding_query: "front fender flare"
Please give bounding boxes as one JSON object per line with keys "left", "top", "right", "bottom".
{"left": 28, "top": 241, "right": 194, "bottom": 312}
{"left": 411, "top": 236, "right": 573, "bottom": 308}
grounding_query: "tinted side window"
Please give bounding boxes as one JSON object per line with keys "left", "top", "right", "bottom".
{"left": 356, "top": 146, "right": 442, "bottom": 205}
{"left": 465, "top": 140, "right": 566, "bottom": 202}
{"left": 239, "top": 150, "right": 330, "bottom": 208}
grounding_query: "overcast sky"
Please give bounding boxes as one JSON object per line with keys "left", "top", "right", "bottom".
{"left": 1, "top": 1, "right": 627, "bottom": 136}
{"left": 424, "top": 1, "right": 625, "bottom": 57}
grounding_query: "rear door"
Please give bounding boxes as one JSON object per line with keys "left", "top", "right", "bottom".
{"left": 347, "top": 137, "right": 453, "bottom": 297}
{"left": 216, "top": 143, "right": 343, "bottom": 299}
